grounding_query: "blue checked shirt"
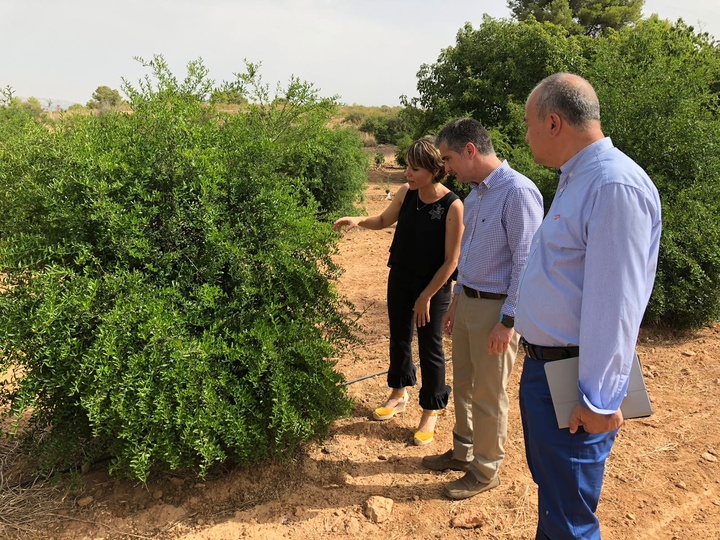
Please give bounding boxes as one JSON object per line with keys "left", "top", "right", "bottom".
{"left": 515, "top": 138, "right": 662, "bottom": 414}
{"left": 454, "top": 160, "right": 544, "bottom": 318}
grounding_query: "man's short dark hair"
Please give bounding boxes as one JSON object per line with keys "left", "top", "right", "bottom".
{"left": 435, "top": 118, "right": 495, "bottom": 156}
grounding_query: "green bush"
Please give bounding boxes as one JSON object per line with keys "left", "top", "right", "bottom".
{"left": 0, "top": 89, "right": 47, "bottom": 125}
{"left": 343, "top": 110, "right": 363, "bottom": 124}
{"left": 393, "top": 133, "right": 413, "bottom": 169}
{"left": 222, "top": 64, "right": 368, "bottom": 219}
{"left": 275, "top": 126, "right": 369, "bottom": 219}
{"left": 0, "top": 57, "right": 360, "bottom": 480}
{"left": 358, "top": 111, "right": 409, "bottom": 145}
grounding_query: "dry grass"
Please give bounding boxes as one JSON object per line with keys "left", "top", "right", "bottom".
{"left": 358, "top": 131, "right": 377, "bottom": 147}
{"left": 0, "top": 439, "right": 71, "bottom": 540}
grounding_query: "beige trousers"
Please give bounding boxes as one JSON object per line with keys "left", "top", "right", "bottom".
{"left": 451, "top": 292, "right": 519, "bottom": 483}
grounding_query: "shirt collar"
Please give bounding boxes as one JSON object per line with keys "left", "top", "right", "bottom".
{"left": 558, "top": 137, "right": 614, "bottom": 183}
{"left": 471, "top": 160, "right": 509, "bottom": 191}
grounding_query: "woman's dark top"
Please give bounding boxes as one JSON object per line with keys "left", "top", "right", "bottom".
{"left": 387, "top": 189, "right": 459, "bottom": 282}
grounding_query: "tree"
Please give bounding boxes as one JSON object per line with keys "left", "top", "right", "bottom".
{"left": 86, "top": 85, "right": 123, "bottom": 110}
{"left": 0, "top": 88, "right": 45, "bottom": 121}
{"left": 508, "top": 0, "right": 580, "bottom": 33}
{"left": 508, "top": 0, "right": 644, "bottom": 36}
{"left": 358, "top": 111, "right": 408, "bottom": 144}
{"left": 586, "top": 17, "right": 720, "bottom": 326}
{"left": 405, "top": 17, "right": 588, "bottom": 199}
{"left": 409, "top": 18, "right": 587, "bottom": 133}
{"left": 20, "top": 96, "right": 44, "bottom": 117}
{"left": 405, "top": 16, "right": 720, "bottom": 327}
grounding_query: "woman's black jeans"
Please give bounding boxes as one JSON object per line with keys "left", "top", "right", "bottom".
{"left": 386, "top": 266, "right": 452, "bottom": 410}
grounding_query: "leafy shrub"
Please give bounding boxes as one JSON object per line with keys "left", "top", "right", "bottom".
{"left": 359, "top": 113, "right": 409, "bottom": 145}
{"left": 0, "top": 57, "right": 360, "bottom": 480}
{"left": 275, "top": 126, "right": 369, "bottom": 219}
{"left": 394, "top": 133, "right": 414, "bottom": 168}
{"left": 222, "top": 64, "right": 368, "bottom": 219}
{"left": 0, "top": 89, "right": 47, "bottom": 123}
{"left": 343, "top": 110, "right": 363, "bottom": 124}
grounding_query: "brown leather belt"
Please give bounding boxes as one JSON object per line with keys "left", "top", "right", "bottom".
{"left": 462, "top": 285, "right": 507, "bottom": 300}
{"left": 521, "top": 338, "right": 580, "bottom": 361}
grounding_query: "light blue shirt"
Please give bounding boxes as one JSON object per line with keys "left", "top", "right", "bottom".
{"left": 454, "top": 160, "right": 543, "bottom": 317}
{"left": 515, "top": 137, "right": 662, "bottom": 414}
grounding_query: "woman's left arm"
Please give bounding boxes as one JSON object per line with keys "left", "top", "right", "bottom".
{"left": 414, "top": 199, "right": 464, "bottom": 327}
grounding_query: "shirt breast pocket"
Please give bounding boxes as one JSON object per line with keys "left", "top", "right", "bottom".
{"left": 545, "top": 210, "right": 585, "bottom": 252}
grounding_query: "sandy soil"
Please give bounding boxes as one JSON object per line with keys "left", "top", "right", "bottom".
{"left": 1, "top": 145, "right": 719, "bottom": 539}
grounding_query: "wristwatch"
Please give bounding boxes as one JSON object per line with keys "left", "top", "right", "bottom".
{"left": 499, "top": 314, "right": 515, "bottom": 328}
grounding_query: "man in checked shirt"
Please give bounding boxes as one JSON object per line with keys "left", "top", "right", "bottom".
{"left": 422, "top": 117, "right": 543, "bottom": 499}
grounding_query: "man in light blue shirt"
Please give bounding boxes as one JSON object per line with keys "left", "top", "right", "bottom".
{"left": 422, "top": 118, "right": 543, "bottom": 499}
{"left": 516, "top": 73, "right": 661, "bottom": 539}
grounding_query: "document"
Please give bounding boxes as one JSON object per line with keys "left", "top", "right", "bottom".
{"left": 544, "top": 353, "right": 653, "bottom": 429}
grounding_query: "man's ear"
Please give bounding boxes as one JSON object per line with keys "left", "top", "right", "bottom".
{"left": 549, "top": 113, "right": 561, "bottom": 134}
{"left": 465, "top": 142, "right": 476, "bottom": 158}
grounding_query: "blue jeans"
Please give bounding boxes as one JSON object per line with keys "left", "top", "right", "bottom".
{"left": 519, "top": 356, "right": 618, "bottom": 540}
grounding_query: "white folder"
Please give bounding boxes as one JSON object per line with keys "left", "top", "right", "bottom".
{"left": 544, "top": 352, "right": 653, "bottom": 429}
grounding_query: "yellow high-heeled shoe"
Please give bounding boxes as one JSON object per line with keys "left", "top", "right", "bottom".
{"left": 372, "top": 390, "right": 409, "bottom": 420}
{"left": 413, "top": 409, "right": 440, "bottom": 446}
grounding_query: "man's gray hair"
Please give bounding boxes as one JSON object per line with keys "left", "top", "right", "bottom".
{"left": 533, "top": 73, "right": 600, "bottom": 128}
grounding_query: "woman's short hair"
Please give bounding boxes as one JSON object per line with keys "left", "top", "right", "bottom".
{"left": 405, "top": 136, "right": 447, "bottom": 184}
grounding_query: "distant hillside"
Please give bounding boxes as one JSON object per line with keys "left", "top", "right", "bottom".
{"left": 18, "top": 96, "right": 80, "bottom": 111}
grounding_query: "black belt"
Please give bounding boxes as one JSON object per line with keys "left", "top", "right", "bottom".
{"left": 462, "top": 285, "right": 507, "bottom": 300}
{"left": 521, "top": 338, "right": 579, "bottom": 361}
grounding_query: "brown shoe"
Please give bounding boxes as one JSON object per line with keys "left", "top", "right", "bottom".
{"left": 443, "top": 472, "right": 500, "bottom": 500}
{"left": 421, "top": 449, "right": 471, "bottom": 472}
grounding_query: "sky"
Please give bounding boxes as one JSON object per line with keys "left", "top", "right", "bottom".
{"left": 2, "top": 0, "right": 719, "bottom": 108}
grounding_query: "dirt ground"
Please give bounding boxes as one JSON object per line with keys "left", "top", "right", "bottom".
{"left": 1, "top": 146, "right": 719, "bottom": 539}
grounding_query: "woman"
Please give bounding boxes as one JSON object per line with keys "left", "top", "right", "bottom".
{"left": 333, "top": 137, "right": 463, "bottom": 445}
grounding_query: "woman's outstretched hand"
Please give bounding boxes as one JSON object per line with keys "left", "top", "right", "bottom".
{"left": 333, "top": 217, "right": 359, "bottom": 232}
